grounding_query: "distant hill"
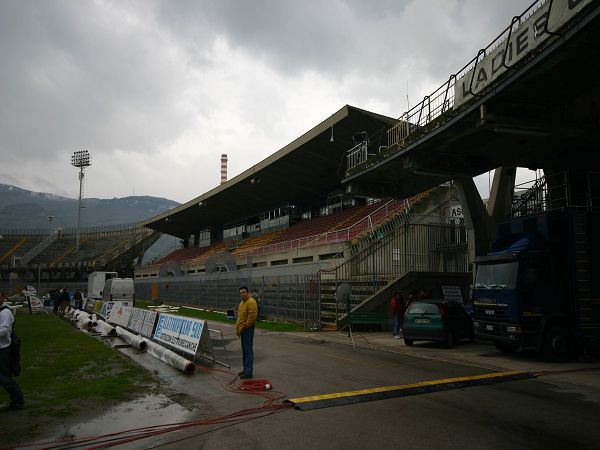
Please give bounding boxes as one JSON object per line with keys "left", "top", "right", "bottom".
{"left": 0, "top": 183, "right": 179, "bottom": 230}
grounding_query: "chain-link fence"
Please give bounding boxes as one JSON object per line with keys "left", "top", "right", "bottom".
{"left": 135, "top": 264, "right": 324, "bottom": 330}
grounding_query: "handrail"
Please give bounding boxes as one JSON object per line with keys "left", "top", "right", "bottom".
{"left": 0, "top": 221, "right": 146, "bottom": 236}
{"left": 249, "top": 198, "right": 409, "bottom": 257}
{"left": 346, "top": 0, "right": 594, "bottom": 172}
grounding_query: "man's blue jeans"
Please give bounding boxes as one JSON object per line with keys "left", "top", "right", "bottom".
{"left": 241, "top": 326, "right": 255, "bottom": 376}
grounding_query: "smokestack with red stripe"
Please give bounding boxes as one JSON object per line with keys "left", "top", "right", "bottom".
{"left": 220, "top": 153, "right": 228, "bottom": 184}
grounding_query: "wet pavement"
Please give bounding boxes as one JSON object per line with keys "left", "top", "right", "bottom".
{"left": 19, "top": 321, "right": 600, "bottom": 449}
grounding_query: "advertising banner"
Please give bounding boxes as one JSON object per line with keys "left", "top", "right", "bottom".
{"left": 153, "top": 313, "right": 207, "bottom": 357}
{"left": 99, "top": 300, "right": 133, "bottom": 320}
{"left": 128, "top": 308, "right": 159, "bottom": 338}
{"left": 108, "top": 305, "right": 133, "bottom": 327}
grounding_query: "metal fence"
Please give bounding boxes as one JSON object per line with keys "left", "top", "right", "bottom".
{"left": 325, "top": 220, "right": 469, "bottom": 317}
{"left": 135, "top": 265, "right": 324, "bottom": 331}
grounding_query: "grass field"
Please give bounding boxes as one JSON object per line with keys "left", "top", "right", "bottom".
{"left": 0, "top": 313, "right": 160, "bottom": 444}
{"left": 0, "top": 304, "right": 304, "bottom": 445}
{"left": 135, "top": 300, "right": 305, "bottom": 332}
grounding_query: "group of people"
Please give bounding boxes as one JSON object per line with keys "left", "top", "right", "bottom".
{"left": 389, "top": 288, "right": 430, "bottom": 338}
{"left": 50, "top": 288, "right": 85, "bottom": 314}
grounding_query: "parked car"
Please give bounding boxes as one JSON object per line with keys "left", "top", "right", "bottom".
{"left": 403, "top": 299, "right": 473, "bottom": 348}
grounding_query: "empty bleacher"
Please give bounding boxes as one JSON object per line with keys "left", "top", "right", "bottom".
{"left": 183, "top": 241, "right": 228, "bottom": 267}
{"left": 1, "top": 226, "right": 156, "bottom": 269}
{"left": 154, "top": 246, "right": 208, "bottom": 265}
{"left": 135, "top": 198, "right": 410, "bottom": 276}
{"left": 231, "top": 230, "right": 284, "bottom": 257}
{"left": 0, "top": 235, "right": 44, "bottom": 267}
{"left": 250, "top": 199, "right": 406, "bottom": 256}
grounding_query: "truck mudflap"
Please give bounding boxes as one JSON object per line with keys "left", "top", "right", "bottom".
{"left": 473, "top": 319, "right": 537, "bottom": 349}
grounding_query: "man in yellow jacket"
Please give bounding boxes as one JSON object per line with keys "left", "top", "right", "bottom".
{"left": 236, "top": 286, "right": 258, "bottom": 379}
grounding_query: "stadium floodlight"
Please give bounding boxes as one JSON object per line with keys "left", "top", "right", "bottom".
{"left": 71, "top": 150, "right": 92, "bottom": 252}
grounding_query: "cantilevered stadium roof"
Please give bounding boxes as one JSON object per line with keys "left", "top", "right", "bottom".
{"left": 142, "top": 105, "right": 396, "bottom": 238}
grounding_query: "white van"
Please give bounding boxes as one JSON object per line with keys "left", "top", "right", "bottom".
{"left": 102, "top": 278, "right": 135, "bottom": 304}
{"left": 88, "top": 271, "right": 118, "bottom": 300}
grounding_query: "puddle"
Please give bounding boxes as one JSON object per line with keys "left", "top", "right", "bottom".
{"left": 29, "top": 394, "right": 190, "bottom": 448}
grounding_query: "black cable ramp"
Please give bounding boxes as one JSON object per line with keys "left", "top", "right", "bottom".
{"left": 286, "top": 370, "right": 533, "bottom": 411}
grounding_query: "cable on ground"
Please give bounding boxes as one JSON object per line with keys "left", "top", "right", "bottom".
{"left": 15, "top": 364, "right": 291, "bottom": 450}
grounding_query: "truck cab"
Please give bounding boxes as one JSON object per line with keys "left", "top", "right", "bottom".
{"left": 472, "top": 235, "right": 565, "bottom": 353}
{"left": 471, "top": 211, "right": 597, "bottom": 361}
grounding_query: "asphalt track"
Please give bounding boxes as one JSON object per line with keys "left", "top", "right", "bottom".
{"left": 28, "top": 322, "right": 600, "bottom": 449}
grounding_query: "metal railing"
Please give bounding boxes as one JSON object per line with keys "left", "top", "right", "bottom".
{"left": 250, "top": 199, "right": 407, "bottom": 257}
{"left": 512, "top": 171, "right": 600, "bottom": 217}
{"left": 325, "top": 220, "right": 469, "bottom": 322}
{"left": 347, "top": 0, "right": 594, "bottom": 172}
{"left": 0, "top": 222, "right": 145, "bottom": 237}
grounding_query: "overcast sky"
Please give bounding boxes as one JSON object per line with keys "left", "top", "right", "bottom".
{"left": 0, "top": 0, "right": 534, "bottom": 204}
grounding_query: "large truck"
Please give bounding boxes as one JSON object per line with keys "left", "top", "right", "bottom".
{"left": 471, "top": 209, "right": 600, "bottom": 361}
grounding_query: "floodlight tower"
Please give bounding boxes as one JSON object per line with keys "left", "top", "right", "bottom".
{"left": 71, "top": 150, "right": 91, "bottom": 251}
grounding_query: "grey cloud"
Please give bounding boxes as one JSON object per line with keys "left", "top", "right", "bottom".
{"left": 153, "top": 0, "right": 531, "bottom": 81}
{"left": 0, "top": 0, "right": 196, "bottom": 162}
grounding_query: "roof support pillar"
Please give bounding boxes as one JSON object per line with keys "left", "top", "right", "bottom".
{"left": 454, "top": 176, "right": 493, "bottom": 266}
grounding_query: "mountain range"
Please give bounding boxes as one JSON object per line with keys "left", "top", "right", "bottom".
{"left": 0, "top": 183, "right": 179, "bottom": 230}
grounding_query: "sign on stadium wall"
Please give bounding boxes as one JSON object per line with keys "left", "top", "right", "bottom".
{"left": 153, "top": 313, "right": 211, "bottom": 357}
{"left": 128, "top": 308, "right": 159, "bottom": 338}
{"left": 454, "top": 0, "right": 593, "bottom": 107}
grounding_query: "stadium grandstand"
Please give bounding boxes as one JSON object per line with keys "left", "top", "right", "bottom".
{"left": 0, "top": 224, "right": 159, "bottom": 294}
{"left": 138, "top": 105, "right": 469, "bottom": 330}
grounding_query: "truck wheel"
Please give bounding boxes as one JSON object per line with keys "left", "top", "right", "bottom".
{"left": 542, "top": 325, "right": 576, "bottom": 362}
{"left": 494, "top": 343, "right": 519, "bottom": 353}
{"left": 446, "top": 332, "right": 455, "bottom": 349}
{"left": 404, "top": 338, "right": 414, "bottom": 346}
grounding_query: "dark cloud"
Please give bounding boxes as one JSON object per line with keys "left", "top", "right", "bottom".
{"left": 0, "top": 1, "right": 195, "bottom": 162}
{"left": 0, "top": 0, "right": 533, "bottom": 202}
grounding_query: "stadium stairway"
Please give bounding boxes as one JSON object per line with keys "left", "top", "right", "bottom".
{"left": 0, "top": 237, "right": 27, "bottom": 264}
{"left": 315, "top": 188, "right": 449, "bottom": 330}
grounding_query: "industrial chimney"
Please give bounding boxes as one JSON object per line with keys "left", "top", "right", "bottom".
{"left": 220, "top": 154, "right": 228, "bottom": 184}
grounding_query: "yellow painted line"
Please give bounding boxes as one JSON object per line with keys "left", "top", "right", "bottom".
{"left": 288, "top": 370, "right": 526, "bottom": 404}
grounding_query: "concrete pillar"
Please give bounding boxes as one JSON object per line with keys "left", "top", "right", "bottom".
{"left": 486, "top": 167, "right": 516, "bottom": 225}
{"left": 454, "top": 177, "right": 493, "bottom": 264}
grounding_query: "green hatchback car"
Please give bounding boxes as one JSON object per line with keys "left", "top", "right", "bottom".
{"left": 403, "top": 299, "right": 474, "bottom": 348}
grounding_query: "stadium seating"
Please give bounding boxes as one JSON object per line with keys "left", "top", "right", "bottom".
{"left": 136, "top": 198, "right": 410, "bottom": 274}
{"left": 153, "top": 246, "right": 208, "bottom": 265}
{"left": 182, "top": 241, "right": 228, "bottom": 267}
{"left": 0, "top": 235, "right": 45, "bottom": 267}
{"left": 231, "top": 230, "right": 284, "bottom": 257}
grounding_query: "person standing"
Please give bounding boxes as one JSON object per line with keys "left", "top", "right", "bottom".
{"left": 389, "top": 292, "right": 405, "bottom": 339}
{"left": 236, "top": 286, "right": 258, "bottom": 379}
{"left": 74, "top": 290, "right": 83, "bottom": 310}
{"left": 59, "top": 288, "right": 70, "bottom": 315}
{"left": 0, "top": 291, "right": 24, "bottom": 410}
